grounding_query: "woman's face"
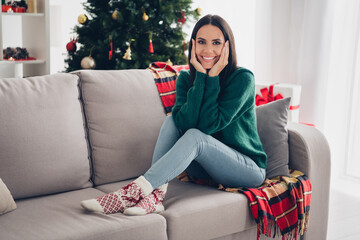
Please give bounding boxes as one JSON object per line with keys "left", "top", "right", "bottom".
{"left": 195, "top": 24, "right": 225, "bottom": 70}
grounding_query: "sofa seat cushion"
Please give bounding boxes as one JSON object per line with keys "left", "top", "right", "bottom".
{"left": 97, "top": 179, "right": 257, "bottom": 240}
{"left": 0, "top": 188, "right": 167, "bottom": 240}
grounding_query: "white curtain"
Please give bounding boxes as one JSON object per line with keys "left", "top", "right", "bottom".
{"left": 254, "top": 0, "right": 360, "bottom": 187}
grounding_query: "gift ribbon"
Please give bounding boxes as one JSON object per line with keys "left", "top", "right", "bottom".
{"left": 255, "top": 83, "right": 300, "bottom": 110}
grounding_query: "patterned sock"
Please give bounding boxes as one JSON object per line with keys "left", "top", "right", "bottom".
{"left": 123, "top": 183, "right": 168, "bottom": 216}
{"left": 80, "top": 176, "right": 153, "bottom": 214}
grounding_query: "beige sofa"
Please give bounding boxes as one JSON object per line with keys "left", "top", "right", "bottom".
{"left": 0, "top": 70, "right": 330, "bottom": 240}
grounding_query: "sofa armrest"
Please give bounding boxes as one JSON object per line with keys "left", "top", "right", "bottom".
{"left": 287, "top": 122, "right": 331, "bottom": 240}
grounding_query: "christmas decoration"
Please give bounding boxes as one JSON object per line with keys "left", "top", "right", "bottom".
{"left": 177, "top": 11, "right": 186, "bottom": 25}
{"left": 148, "top": 32, "right": 154, "bottom": 54}
{"left": 109, "top": 36, "right": 113, "bottom": 60}
{"left": 66, "top": 38, "right": 77, "bottom": 53}
{"left": 112, "top": 10, "right": 120, "bottom": 20}
{"left": 81, "top": 56, "right": 96, "bottom": 69}
{"left": 196, "top": 7, "right": 202, "bottom": 16}
{"left": 123, "top": 39, "right": 134, "bottom": 60}
{"left": 142, "top": 12, "right": 149, "bottom": 21}
{"left": 1, "top": 1, "right": 27, "bottom": 13}
{"left": 255, "top": 83, "right": 302, "bottom": 122}
{"left": 78, "top": 14, "right": 88, "bottom": 25}
{"left": 3, "top": 47, "right": 35, "bottom": 61}
{"left": 65, "top": 0, "right": 198, "bottom": 71}
{"left": 165, "top": 59, "right": 173, "bottom": 66}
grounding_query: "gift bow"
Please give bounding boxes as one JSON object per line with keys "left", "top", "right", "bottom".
{"left": 255, "top": 84, "right": 284, "bottom": 106}
{"left": 255, "top": 84, "right": 300, "bottom": 110}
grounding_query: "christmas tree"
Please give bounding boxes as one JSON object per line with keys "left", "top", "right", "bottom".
{"left": 65, "top": 0, "right": 200, "bottom": 72}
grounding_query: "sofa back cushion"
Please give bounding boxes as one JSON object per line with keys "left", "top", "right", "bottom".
{"left": 0, "top": 74, "right": 92, "bottom": 200}
{"left": 74, "top": 70, "right": 166, "bottom": 185}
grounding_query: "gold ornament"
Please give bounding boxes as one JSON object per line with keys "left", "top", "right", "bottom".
{"left": 122, "top": 46, "right": 132, "bottom": 60}
{"left": 78, "top": 14, "right": 88, "bottom": 24}
{"left": 196, "top": 7, "right": 202, "bottom": 16}
{"left": 142, "top": 12, "right": 149, "bottom": 21}
{"left": 112, "top": 10, "right": 120, "bottom": 20}
{"left": 81, "top": 56, "right": 96, "bottom": 69}
{"left": 166, "top": 59, "right": 173, "bottom": 66}
{"left": 123, "top": 39, "right": 135, "bottom": 60}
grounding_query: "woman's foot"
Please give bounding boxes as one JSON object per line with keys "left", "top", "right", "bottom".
{"left": 81, "top": 176, "right": 153, "bottom": 214}
{"left": 124, "top": 183, "right": 168, "bottom": 216}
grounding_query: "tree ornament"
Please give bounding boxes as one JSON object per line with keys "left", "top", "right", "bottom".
{"left": 81, "top": 56, "right": 96, "bottom": 69}
{"left": 66, "top": 38, "right": 77, "bottom": 53}
{"left": 112, "top": 10, "right": 120, "bottom": 20}
{"left": 142, "top": 7, "right": 149, "bottom": 21}
{"left": 177, "top": 11, "right": 185, "bottom": 25}
{"left": 123, "top": 39, "right": 135, "bottom": 60}
{"left": 81, "top": 47, "right": 96, "bottom": 69}
{"left": 109, "top": 36, "right": 113, "bottom": 60}
{"left": 166, "top": 59, "right": 173, "bottom": 66}
{"left": 142, "top": 12, "right": 149, "bottom": 21}
{"left": 196, "top": 7, "right": 202, "bottom": 16}
{"left": 148, "top": 32, "right": 154, "bottom": 54}
{"left": 78, "top": 14, "right": 88, "bottom": 25}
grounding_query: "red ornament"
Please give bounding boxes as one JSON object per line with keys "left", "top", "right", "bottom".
{"left": 148, "top": 39, "right": 154, "bottom": 54}
{"left": 177, "top": 11, "right": 185, "bottom": 25}
{"left": 109, "top": 36, "right": 113, "bottom": 60}
{"left": 66, "top": 38, "right": 77, "bottom": 53}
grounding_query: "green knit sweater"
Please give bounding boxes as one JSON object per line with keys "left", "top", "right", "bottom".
{"left": 172, "top": 68, "right": 267, "bottom": 169}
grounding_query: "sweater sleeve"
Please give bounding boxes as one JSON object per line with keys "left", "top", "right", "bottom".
{"left": 172, "top": 71, "right": 207, "bottom": 132}
{"left": 197, "top": 69, "right": 255, "bottom": 135}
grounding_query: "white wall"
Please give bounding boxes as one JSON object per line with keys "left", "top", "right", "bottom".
{"left": 49, "top": 0, "right": 85, "bottom": 73}
{"left": 191, "top": 0, "right": 256, "bottom": 71}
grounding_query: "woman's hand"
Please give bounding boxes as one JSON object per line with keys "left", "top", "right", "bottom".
{"left": 208, "top": 41, "right": 229, "bottom": 77}
{"left": 190, "top": 39, "right": 207, "bottom": 74}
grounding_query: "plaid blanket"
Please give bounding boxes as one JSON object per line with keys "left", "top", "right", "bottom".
{"left": 147, "top": 63, "right": 312, "bottom": 240}
{"left": 147, "top": 62, "right": 180, "bottom": 115}
{"left": 177, "top": 170, "right": 311, "bottom": 240}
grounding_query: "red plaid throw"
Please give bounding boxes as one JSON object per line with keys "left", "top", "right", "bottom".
{"left": 147, "top": 62, "right": 181, "bottom": 115}
{"left": 177, "top": 170, "right": 311, "bottom": 240}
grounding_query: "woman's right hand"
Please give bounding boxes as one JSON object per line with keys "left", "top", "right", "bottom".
{"left": 190, "top": 39, "right": 206, "bottom": 74}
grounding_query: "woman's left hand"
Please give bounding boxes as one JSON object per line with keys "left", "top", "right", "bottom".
{"left": 208, "top": 41, "right": 229, "bottom": 77}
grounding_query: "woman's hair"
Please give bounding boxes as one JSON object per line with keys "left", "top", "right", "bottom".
{"left": 188, "top": 14, "right": 237, "bottom": 85}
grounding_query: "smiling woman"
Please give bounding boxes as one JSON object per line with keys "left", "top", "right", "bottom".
{"left": 81, "top": 14, "right": 268, "bottom": 216}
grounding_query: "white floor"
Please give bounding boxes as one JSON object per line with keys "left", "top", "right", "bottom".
{"left": 327, "top": 187, "right": 360, "bottom": 240}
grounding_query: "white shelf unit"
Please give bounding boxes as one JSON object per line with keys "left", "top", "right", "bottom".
{"left": 0, "top": 0, "right": 49, "bottom": 78}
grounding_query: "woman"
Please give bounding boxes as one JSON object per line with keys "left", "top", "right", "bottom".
{"left": 81, "top": 14, "right": 267, "bottom": 216}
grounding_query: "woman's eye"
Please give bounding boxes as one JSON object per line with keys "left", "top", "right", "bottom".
{"left": 197, "top": 40, "right": 205, "bottom": 44}
{"left": 213, "top": 41, "right": 221, "bottom": 45}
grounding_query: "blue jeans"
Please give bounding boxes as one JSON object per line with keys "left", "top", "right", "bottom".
{"left": 144, "top": 115, "right": 265, "bottom": 189}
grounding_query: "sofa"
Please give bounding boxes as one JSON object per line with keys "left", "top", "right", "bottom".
{"left": 0, "top": 69, "right": 331, "bottom": 240}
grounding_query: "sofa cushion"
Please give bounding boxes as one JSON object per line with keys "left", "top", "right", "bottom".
{"left": 256, "top": 97, "right": 291, "bottom": 178}
{"left": 73, "top": 70, "right": 166, "bottom": 185}
{"left": 0, "top": 74, "right": 92, "bottom": 200}
{"left": 0, "top": 188, "right": 167, "bottom": 240}
{"left": 97, "top": 179, "right": 256, "bottom": 240}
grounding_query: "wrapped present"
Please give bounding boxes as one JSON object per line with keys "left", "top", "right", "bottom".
{"left": 255, "top": 83, "right": 301, "bottom": 122}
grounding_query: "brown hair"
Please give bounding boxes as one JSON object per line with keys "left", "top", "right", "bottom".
{"left": 188, "top": 14, "right": 237, "bottom": 85}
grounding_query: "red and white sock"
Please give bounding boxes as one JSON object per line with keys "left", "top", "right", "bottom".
{"left": 124, "top": 183, "right": 168, "bottom": 216}
{"left": 80, "top": 176, "right": 153, "bottom": 214}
